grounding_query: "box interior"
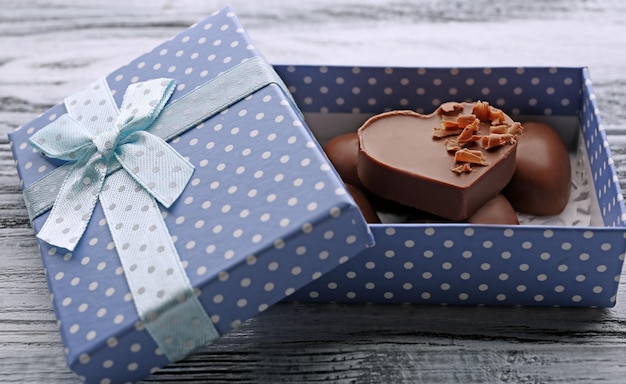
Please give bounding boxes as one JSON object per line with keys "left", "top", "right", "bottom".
{"left": 272, "top": 64, "right": 626, "bottom": 230}
{"left": 278, "top": 65, "right": 626, "bottom": 308}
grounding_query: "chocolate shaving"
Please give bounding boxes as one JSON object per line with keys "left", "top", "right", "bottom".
{"left": 489, "top": 108, "right": 507, "bottom": 125}
{"left": 440, "top": 102, "right": 465, "bottom": 114}
{"left": 454, "top": 148, "right": 489, "bottom": 166}
{"left": 456, "top": 114, "right": 479, "bottom": 129}
{"left": 457, "top": 132, "right": 482, "bottom": 147}
{"left": 451, "top": 162, "right": 473, "bottom": 174}
{"left": 489, "top": 124, "right": 508, "bottom": 134}
{"left": 507, "top": 121, "right": 524, "bottom": 135}
{"left": 445, "top": 139, "right": 461, "bottom": 152}
{"left": 472, "top": 101, "right": 491, "bottom": 122}
{"left": 433, "top": 127, "right": 462, "bottom": 138}
{"left": 481, "top": 133, "right": 517, "bottom": 150}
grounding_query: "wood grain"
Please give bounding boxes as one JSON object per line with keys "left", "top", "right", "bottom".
{"left": 1, "top": 1, "right": 626, "bottom": 383}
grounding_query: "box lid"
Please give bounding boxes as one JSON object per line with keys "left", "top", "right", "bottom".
{"left": 8, "top": 7, "right": 374, "bottom": 383}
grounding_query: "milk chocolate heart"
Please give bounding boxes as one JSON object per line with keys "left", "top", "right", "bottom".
{"left": 357, "top": 101, "right": 523, "bottom": 220}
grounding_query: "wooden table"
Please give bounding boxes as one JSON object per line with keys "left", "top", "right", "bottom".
{"left": 2, "top": 1, "right": 626, "bottom": 382}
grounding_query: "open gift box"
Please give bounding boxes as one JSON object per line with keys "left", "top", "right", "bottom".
{"left": 7, "top": 8, "right": 374, "bottom": 384}
{"left": 275, "top": 65, "right": 626, "bottom": 308}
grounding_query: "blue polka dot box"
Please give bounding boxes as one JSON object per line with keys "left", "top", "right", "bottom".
{"left": 7, "top": 7, "right": 375, "bottom": 384}
{"left": 275, "top": 65, "right": 626, "bottom": 308}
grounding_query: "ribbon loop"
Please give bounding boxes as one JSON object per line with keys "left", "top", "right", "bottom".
{"left": 30, "top": 115, "right": 93, "bottom": 161}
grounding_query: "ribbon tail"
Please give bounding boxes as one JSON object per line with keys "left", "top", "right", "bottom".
{"left": 100, "top": 171, "right": 218, "bottom": 361}
{"left": 36, "top": 152, "right": 106, "bottom": 251}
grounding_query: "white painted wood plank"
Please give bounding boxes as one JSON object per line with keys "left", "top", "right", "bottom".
{"left": 1, "top": 1, "right": 626, "bottom": 383}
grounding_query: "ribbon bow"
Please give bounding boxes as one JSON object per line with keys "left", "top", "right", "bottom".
{"left": 30, "top": 78, "right": 193, "bottom": 251}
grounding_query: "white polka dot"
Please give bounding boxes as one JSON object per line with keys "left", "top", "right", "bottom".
{"left": 107, "top": 337, "right": 118, "bottom": 347}
{"left": 78, "top": 353, "right": 90, "bottom": 364}
{"left": 86, "top": 330, "right": 97, "bottom": 341}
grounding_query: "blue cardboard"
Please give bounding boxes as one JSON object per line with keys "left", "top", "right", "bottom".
{"left": 8, "top": 9, "right": 373, "bottom": 384}
{"left": 276, "top": 65, "right": 626, "bottom": 307}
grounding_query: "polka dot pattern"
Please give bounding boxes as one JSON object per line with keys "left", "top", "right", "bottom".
{"left": 7, "top": 8, "right": 373, "bottom": 384}
{"left": 275, "top": 65, "right": 582, "bottom": 117}
{"left": 282, "top": 65, "right": 626, "bottom": 309}
{"left": 580, "top": 68, "right": 625, "bottom": 228}
{"left": 291, "top": 225, "right": 626, "bottom": 307}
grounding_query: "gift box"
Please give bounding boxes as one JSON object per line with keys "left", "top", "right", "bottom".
{"left": 7, "top": 8, "right": 374, "bottom": 384}
{"left": 277, "top": 65, "right": 626, "bottom": 307}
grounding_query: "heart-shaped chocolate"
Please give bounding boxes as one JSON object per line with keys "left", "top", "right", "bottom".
{"left": 357, "top": 101, "right": 522, "bottom": 220}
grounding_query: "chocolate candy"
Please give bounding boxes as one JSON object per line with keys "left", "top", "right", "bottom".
{"left": 357, "top": 102, "right": 522, "bottom": 221}
{"left": 404, "top": 194, "right": 519, "bottom": 225}
{"left": 345, "top": 183, "right": 380, "bottom": 223}
{"left": 467, "top": 194, "right": 519, "bottom": 225}
{"left": 503, "top": 121, "right": 571, "bottom": 215}
{"left": 322, "top": 132, "right": 363, "bottom": 189}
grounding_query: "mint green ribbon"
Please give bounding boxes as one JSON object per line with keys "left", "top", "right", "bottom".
{"left": 24, "top": 57, "right": 297, "bottom": 222}
{"left": 30, "top": 77, "right": 193, "bottom": 251}
{"left": 25, "top": 57, "right": 294, "bottom": 362}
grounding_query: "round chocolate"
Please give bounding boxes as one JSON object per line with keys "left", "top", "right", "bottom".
{"left": 467, "top": 194, "right": 519, "bottom": 225}
{"left": 404, "top": 194, "right": 519, "bottom": 225}
{"left": 323, "top": 132, "right": 363, "bottom": 189}
{"left": 503, "top": 121, "right": 571, "bottom": 216}
{"left": 345, "top": 183, "right": 380, "bottom": 223}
